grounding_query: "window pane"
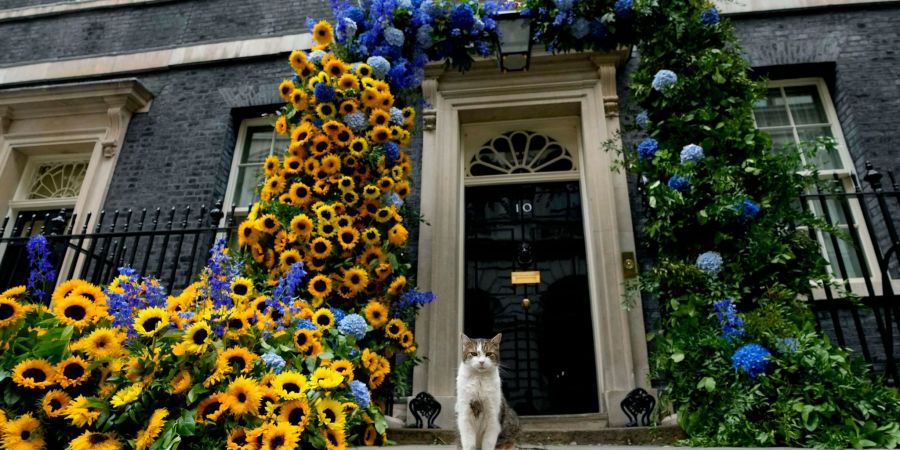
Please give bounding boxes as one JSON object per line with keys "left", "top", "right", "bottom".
{"left": 242, "top": 126, "right": 289, "bottom": 165}
{"left": 760, "top": 128, "right": 796, "bottom": 151}
{"left": 785, "top": 86, "right": 829, "bottom": 125}
{"left": 797, "top": 126, "right": 841, "bottom": 170}
{"left": 28, "top": 160, "right": 88, "bottom": 199}
{"left": 752, "top": 89, "right": 791, "bottom": 127}
{"left": 235, "top": 165, "right": 262, "bottom": 207}
{"left": 822, "top": 231, "right": 865, "bottom": 278}
{"left": 808, "top": 196, "right": 851, "bottom": 225}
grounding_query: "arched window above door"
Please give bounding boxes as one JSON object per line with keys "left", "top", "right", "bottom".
{"left": 466, "top": 130, "right": 577, "bottom": 178}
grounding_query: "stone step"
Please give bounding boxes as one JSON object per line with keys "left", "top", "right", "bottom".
{"left": 388, "top": 426, "right": 685, "bottom": 446}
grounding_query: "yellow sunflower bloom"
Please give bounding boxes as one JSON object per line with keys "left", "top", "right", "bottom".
{"left": 321, "top": 154, "right": 341, "bottom": 174}
{"left": 279, "top": 398, "right": 311, "bottom": 429}
{"left": 308, "top": 274, "right": 333, "bottom": 301}
{"left": 312, "top": 307, "right": 335, "bottom": 330}
{"left": 256, "top": 213, "right": 281, "bottom": 234}
{"left": 368, "top": 370, "right": 386, "bottom": 389}
{"left": 316, "top": 102, "right": 337, "bottom": 120}
{"left": 310, "top": 134, "right": 332, "bottom": 157}
{"left": 325, "top": 59, "right": 349, "bottom": 79}
{"left": 169, "top": 370, "right": 192, "bottom": 394}
{"left": 364, "top": 300, "right": 389, "bottom": 329}
{"left": 57, "top": 355, "right": 90, "bottom": 388}
{"left": 133, "top": 306, "right": 168, "bottom": 337}
{"left": 290, "top": 89, "right": 308, "bottom": 110}
{"left": 279, "top": 249, "right": 303, "bottom": 271}
{"left": 377, "top": 176, "right": 395, "bottom": 192}
{"left": 290, "top": 214, "right": 314, "bottom": 239}
{"left": 364, "top": 424, "right": 378, "bottom": 446}
{"left": 0, "top": 296, "right": 25, "bottom": 327}
{"left": 330, "top": 360, "right": 354, "bottom": 382}
{"left": 337, "top": 73, "right": 359, "bottom": 91}
{"left": 337, "top": 226, "right": 360, "bottom": 251}
{"left": 237, "top": 220, "right": 260, "bottom": 247}
{"left": 219, "top": 346, "right": 257, "bottom": 374}
{"left": 324, "top": 426, "right": 348, "bottom": 450}
{"left": 2, "top": 413, "right": 44, "bottom": 449}
{"left": 311, "top": 367, "right": 344, "bottom": 390}
{"left": 395, "top": 180, "right": 411, "bottom": 198}
{"left": 53, "top": 294, "right": 95, "bottom": 328}
{"left": 226, "top": 376, "right": 262, "bottom": 417}
{"left": 275, "top": 115, "right": 288, "bottom": 135}
{"left": 309, "top": 237, "right": 333, "bottom": 259}
{"left": 70, "top": 431, "right": 122, "bottom": 450}
{"left": 374, "top": 206, "right": 395, "bottom": 223}
{"left": 12, "top": 358, "right": 55, "bottom": 389}
{"left": 355, "top": 63, "right": 373, "bottom": 78}
{"left": 389, "top": 275, "right": 407, "bottom": 295}
{"left": 312, "top": 19, "right": 334, "bottom": 45}
{"left": 227, "top": 427, "right": 253, "bottom": 450}
{"left": 182, "top": 321, "right": 213, "bottom": 354}
{"left": 369, "top": 108, "right": 390, "bottom": 127}
{"left": 263, "top": 421, "right": 300, "bottom": 450}
{"left": 65, "top": 395, "right": 101, "bottom": 427}
{"left": 135, "top": 408, "right": 168, "bottom": 450}
{"left": 196, "top": 392, "right": 231, "bottom": 423}
{"left": 375, "top": 262, "right": 393, "bottom": 280}
{"left": 278, "top": 79, "right": 294, "bottom": 101}
{"left": 388, "top": 223, "right": 409, "bottom": 246}
{"left": 1, "top": 284, "right": 26, "bottom": 298}
{"left": 348, "top": 137, "right": 369, "bottom": 158}
{"left": 316, "top": 397, "right": 347, "bottom": 431}
{"left": 230, "top": 277, "right": 254, "bottom": 302}
{"left": 288, "top": 182, "right": 313, "bottom": 207}
{"left": 359, "top": 246, "right": 386, "bottom": 268}
{"left": 361, "top": 87, "right": 381, "bottom": 109}
{"left": 368, "top": 125, "right": 391, "bottom": 144}
{"left": 42, "top": 389, "right": 71, "bottom": 418}
{"left": 289, "top": 50, "right": 308, "bottom": 72}
{"left": 293, "top": 328, "right": 318, "bottom": 353}
{"left": 385, "top": 318, "right": 407, "bottom": 341}
{"left": 263, "top": 154, "right": 281, "bottom": 177}
{"left": 110, "top": 383, "right": 143, "bottom": 408}
{"left": 342, "top": 266, "right": 369, "bottom": 294}
{"left": 273, "top": 371, "right": 308, "bottom": 400}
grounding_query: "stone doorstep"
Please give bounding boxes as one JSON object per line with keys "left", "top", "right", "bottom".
{"left": 387, "top": 426, "right": 685, "bottom": 446}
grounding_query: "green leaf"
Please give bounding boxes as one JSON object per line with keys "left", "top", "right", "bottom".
{"left": 374, "top": 412, "right": 388, "bottom": 434}
{"left": 697, "top": 376, "right": 716, "bottom": 392}
{"left": 671, "top": 352, "right": 685, "bottom": 363}
{"left": 186, "top": 384, "right": 207, "bottom": 404}
{"left": 318, "top": 350, "right": 334, "bottom": 360}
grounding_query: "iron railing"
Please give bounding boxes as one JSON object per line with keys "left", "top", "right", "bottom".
{"left": 0, "top": 201, "right": 237, "bottom": 301}
{"left": 800, "top": 162, "right": 899, "bottom": 386}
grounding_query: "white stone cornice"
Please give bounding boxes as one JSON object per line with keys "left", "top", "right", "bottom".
{"left": 0, "top": 0, "right": 180, "bottom": 22}
{"left": 716, "top": 0, "right": 899, "bottom": 14}
{"left": 0, "top": 79, "right": 153, "bottom": 122}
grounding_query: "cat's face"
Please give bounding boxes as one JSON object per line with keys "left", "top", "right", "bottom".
{"left": 461, "top": 333, "right": 501, "bottom": 373}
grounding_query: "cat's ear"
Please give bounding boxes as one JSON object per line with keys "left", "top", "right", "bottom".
{"left": 490, "top": 333, "right": 502, "bottom": 345}
{"left": 461, "top": 334, "right": 471, "bottom": 345}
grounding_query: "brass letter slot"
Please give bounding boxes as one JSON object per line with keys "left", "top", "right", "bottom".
{"left": 511, "top": 271, "right": 541, "bottom": 284}
{"left": 622, "top": 252, "right": 637, "bottom": 279}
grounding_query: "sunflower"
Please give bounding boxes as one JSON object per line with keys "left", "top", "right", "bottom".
{"left": 385, "top": 318, "right": 406, "bottom": 340}
{"left": 70, "top": 430, "right": 122, "bottom": 450}
{"left": 53, "top": 295, "right": 95, "bottom": 328}
{"left": 335, "top": 73, "right": 358, "bottom": 92}
{"left": 42, "top": 390, "right": 71, "bottom": 418}
{"left": 110, "top": 382, "right": 143, "bottom": 408}
{"left": 400, "top": 330, "right": 416, "bottom": 349}
{"left": 257, "top": 386, "right": 279, "bottom": 417}
{"left": 291, "top": 121, "right": 315, "bottom": 146}
{"left": 161, "top": 373, "right": 189, "bottom": 399}
{"left": 361, "top": 87, "right": 381, "bottom": 109}
{"left": 309, "top": 237, "right": 333, "bottom": 259}
{"left": 368, "top": 125, "right": 391, "bottom": 144}
{"left": 388, "top": 223, "right": 409, "bottom": 246}
{"left": 312, "top": 367, "right": 344, "bottom": 390}
{"left": 321, "top": 154, "right": 341, "bottom": 174}
{"left": 363, "top": 424, "right": 378, "bottom": 446}
{"left": 316, "top": 397, "right": 346, "bottom": 431}
{"left": 2, "top": 413, "right": 44, "bottom": 450}
{"left": 316, "top": 102, "right": 337, "bottom": 120}
{"left": 389, "top": 275, "right": 407, "bottom": 295}
{"left": 375, "top": 262, "right": 392, "bottom": 280}
{"left": 0, "top": 296, "right": 24, "bottom": 327}
{"left": 279, "top": 249, "right": 303, "bottom": 271}
{"left": 329, "top": 360, "right": 354, "bottom": 382}
{"left": 289, "top": 49, "right": 308, "bottom": 71}
{"left": 312, "top": 19, "right": 334, "bottom": 45}
{"left": 57, "top": 355, "right": 90, "bottom": 388}
{"left": 1, "top": 284, "right": 26, "bottom": 298}
{"left": 368, "top": 371, "right": 386, "bottom": 389}
{"left": 225, "top": 313, "right": 251, "bottom": 337}
{"left": 312, "top": 307, "right": 335, "bottom": 330}
{"left": 273, "top": 371, "right": 308, "bottom": 401}
{"left": 12, "top": 358, "right": 55, "bottom": 389}
{"left": 307, "top": 275, "right": 333, "bottom": 301}
{"left": 290, "top": 89, "right": 308, "bottom": 111}
{"left": 278, "top": 79, "right": 294, "bottom": 101}
{"left": 197, "top": 392, "right": 231, "bottom": 423}
{"left": 332, "top": 227, "right": 359, "bottom": 251}
{"left": 292, "top": 328, "right": 316, "bottom": 353}
{"left": 363, "top": 301, "right": 389, "bottom": 328}
{"left": 225, "top": 376, "right": 261, "bottom": 417}
{"left": 379, "top": 91, "right": 395, "bottom": 110}
{"left": 227, "top": 428, "right": 254, "bottom": 450}
{"left": 324, "top": 426, "right": 347, "bottom": 450}
{"left": 279, "top": 399, "right": 310, "bottom": 428}
{"left": 133, "top": 408, "right": 168, "bottom": 450}
{"left": 256, "top": 214, "right": 281, "bottom": 234}
{"left": 237, "top": 220, "right": 260, "bottom": 247}
{"left": 183, "top": 321, "right": 213, "bottom": 354}
{"left": 263, "top": 421, "right": 300, "bottom": 450}
{"left": 369, "top": 109, "right": 390, "bottom": 127}
{"left": 275, "top": 115, "right": 288, "bottom": 135}
{"left": 229, "top": 277, "right": 254, "bottom": 302}
{"left": 65, "top": 395, "right": 101, "bottom": 427}
{"left": 133, "top": 307, "right": 168, "bottom": 337}
{"left": 220, "top": 346, "right": 256, "bottom": 374}
{"left": 348, "top": 138, "right": 369, "bottom": 159}
{"left": 325, "top": 59, "right": 349, "bottom": 79}
{"left": 342, "top": 266, "right": 369, "bottom": 294}
{"left": 309, "top": 134, "right": 332, "bottom": 157}
{"left": 374, "top": 206, "right": 395, "bottom": 224}
{"left": 395, "top": 180, "right": 411, "bottom": 198}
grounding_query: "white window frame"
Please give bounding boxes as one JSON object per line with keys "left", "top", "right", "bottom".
{"left": 222, "top": 116, "right": 281, "bottom": 218}
{"left": 757, "top": 78, "right": 896, "bottom": 297}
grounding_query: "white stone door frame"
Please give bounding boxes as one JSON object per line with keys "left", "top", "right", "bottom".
{"left": 412, "top": 51, "right": 649, "bottom": 427}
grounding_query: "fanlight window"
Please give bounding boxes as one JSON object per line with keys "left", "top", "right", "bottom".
{"left": 467, "top": 130, "right": 576, "bottom": 177}
{"left": 27, "top": 161, "right": 88, "bottom": 200}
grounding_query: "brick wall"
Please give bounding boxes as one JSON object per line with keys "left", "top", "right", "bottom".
{"left": 0, "top": 0, "right": 65, "bottom": 9}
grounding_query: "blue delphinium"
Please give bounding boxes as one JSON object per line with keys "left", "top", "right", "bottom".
{"left": 313, "top": 83, "right": 336, "bottom": 103}
{"left": 731, "top": 343, "right": 771, "bottom": 378}
{"left": 266, "top": 262, "right": 307, "bottom": 328}
{"left": 614, "top": 0, "right": 633, "bottom": 20}
{"left": 636, "top": 138, "right": 658, "bottom": 161}
{"left": 680, "top": 144, "right": 704, "bottom": 163}
{"left": 26, "top": 234, "right": 56, "bottom": 300}
{"left": 651, "top": 69, "right": 678, "bottom": 92}
{"left": 261, "top": 351, "right": 286, "bottom": 374}
{"left": 713, "top": 298, "right": 744, "bottom": 342}
{"left": 739, "top": 198, "right": 761, "bottom": 222}
{"left": 338, "top": 314, "right": 368, "bottom": 340}
{"left": 635, "top": 110, "right": 649, "bottom": 129}
{"left": 309, "top": 50, "right": 326, "bottom": 65}
{"left": 367, "top": 56, "right": 391, "bottom": 79}
{"left": 349, "top": 380, "right": 371, "bottom": 408}
{"left": 667, "top": 175, "right": 689, "bottom": 192}
{"left": 396, "top": 289, "right": 436, "bottom": 312}
{"left": 330, "top": 307, "right": 346, "bottom": 324}
{"left": 344, "top": 111, "right": 369, "bottom": 133}
{"left": 383, "top": 27, "right": 405, "bottom": 47}
{"left": 384, "top": 141, "right": 400, "bottom": 165}
{"left": 696, "top": 251, "right": 723, "bottom": 275}
{"left": 700, "top": 7, "right": 720, "bottom": 25}
{"left": 204, "top": 237, "right": 239, "bottom": 311}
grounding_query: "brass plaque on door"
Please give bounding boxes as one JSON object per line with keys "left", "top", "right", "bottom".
{"left": 511, "top": 271, "right": 541, "bottom": 284}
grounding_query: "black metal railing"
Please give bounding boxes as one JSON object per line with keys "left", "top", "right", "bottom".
{"left": 0, "top": 201, "right": 237, "bottom": 301}
{"left": 800, "top": 162, "right": 900, "bottom": 386}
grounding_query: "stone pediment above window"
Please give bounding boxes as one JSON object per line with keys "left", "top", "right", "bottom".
{"left": 466, "top": 130, "right": 577, "bottom": 178}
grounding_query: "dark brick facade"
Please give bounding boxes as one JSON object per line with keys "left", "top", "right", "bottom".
{"left": 0, "top": 0, "right": 64, "bottom": 9}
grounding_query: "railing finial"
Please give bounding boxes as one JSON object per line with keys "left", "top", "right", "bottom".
{"left": 862, "top": 161, "right": 883, "bottom": 191}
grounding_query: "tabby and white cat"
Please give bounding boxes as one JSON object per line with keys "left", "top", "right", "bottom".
{"left": 456, "top": 333, "right": 520, "bottom": 450}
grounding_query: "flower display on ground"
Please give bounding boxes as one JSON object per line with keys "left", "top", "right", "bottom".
{"left": 730, "top": 343, "right": 771, "bottom": 378}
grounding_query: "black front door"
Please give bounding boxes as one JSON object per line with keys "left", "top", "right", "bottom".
{"left": 464, "top": 181, "right": 598, "bottom": 415}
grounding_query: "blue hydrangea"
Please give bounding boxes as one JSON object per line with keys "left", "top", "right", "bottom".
{"left": 731, "top": 343, "right": 771, "bottom": 378}
{"left": 26, "top": 234, "right": 55, "bottom": 300}
{"left": 367, "top": 56, "right": 391, "bottom": 79}
{"left": 700, "top": 7, "right": 720, "bottom": 25}
{"left": 449, "top": 3, "right": 476, "bottom": 30}
{"left": 330, "top": 307, "right": 346, "bottom": 324}
{"left": 739, "top": 199, "right": 761, "bottom": 222}
{"left": 713, "top": 299, "right": 744, "bottom": 342}
{"left": 397, "top": 0, "right": 412, "bottom": 9}
{"left": 383, "top": 26, "right": 405, "bottom": 47}
{"left": 776, "top": 337, "right": 799, "bottom": 353}
{"left": 614, "top": 0, "right": 633, "bottom": 20}
{"left": 295, "top": 318, "right": 316, "bottom": 330}
{"left": 341, "top": 18, "right": 358, "bottom": 39}
{"left": 651, "top": 69, "right": 678, "bottom": 92}
{"left": 680, "top": 144, "right": 704, "bottom": 163}
{"left": 667, "top": 175, "right": 689, "bottom": 192}
{"left": 349, "top": 380, "right": 371, "bottom": 408}
{"left": 635, "top": 110, "right": 649, "bottom": 129}
{"left": 382, "top": 191, "right": 404, "bottom": 208}
{"left": 571, "top": 18, "right": 591, "bottom": 39}
{"left": 390, "top": 107, "right": 405, "bottom": 125}
{"left": 384, "top": 141, "right": 400, "bottom": 165}
{"left": 590, "top": 19, "right": 605, "bottom": 38}
{"left": 344, "top": 111, "right": 369, "bottom": 133}
{"left": 451, "top": 28, "right": 462, "bottom": 37}
{"left": 395, "top": 289, "right": 436, "bottom": 312}
{"left": 554, "top": 0, "right": 573, "bottom": 11}
{"left": 308, "top": 50, "right": 326, "bottom": 65}
{"left": 342, "top": 6, "right": 365, "bottom": 24}
{"left": 261, "top": 351, "right": 286, "bottom": 374}
{"left": 417, "top": 24, "right": 435, "bottom": 49}
{"left": 636, "top": 138, "right": 658, "bottom": 161}
{"left": 696, "top": 251, "right": 723, "bottom": 275}
{"left": 313, "top": 83, "right": 336, "bottom": 103}
{"left": 338, "top": 314, "right": 368, "bottom": 340}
